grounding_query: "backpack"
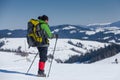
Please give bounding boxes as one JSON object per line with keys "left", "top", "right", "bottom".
{"left": 27, "top": 19, "right": 44, "bottom": 47}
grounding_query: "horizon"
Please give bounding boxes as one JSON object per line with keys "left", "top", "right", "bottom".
{"left": 0, "top": 20, "right": 120, "bottom": 30}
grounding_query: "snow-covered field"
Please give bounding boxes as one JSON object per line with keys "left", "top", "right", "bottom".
{"left": 0, "top": 38, "right": 108, "bottom": 62}
{"left": 0, "top": 38, "right": 120, "bottom": 80}
{"left": 0, "top": 51, "right": 120, "bottom": 80}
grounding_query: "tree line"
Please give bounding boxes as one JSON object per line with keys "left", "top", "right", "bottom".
{"left": 65, "top": 43, "right": 120, "bottom": 63}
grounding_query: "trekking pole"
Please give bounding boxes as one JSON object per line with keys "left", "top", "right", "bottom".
{"left": 47, "top": 38, "right": 58, "bottom": 77}
{"left": 26, "top": 52, "right": 39, "bottom": 74}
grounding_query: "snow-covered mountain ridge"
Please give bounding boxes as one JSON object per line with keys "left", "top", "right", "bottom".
{"left": 51, "top": 21, "right": 120, "bottom": 43}
{"left": 0, "top": 20, "right": 120, "bottom": 43}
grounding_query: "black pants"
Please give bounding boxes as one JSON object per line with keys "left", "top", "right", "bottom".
{"left": 37, "top": 47, "right": 48, "bottom": 62}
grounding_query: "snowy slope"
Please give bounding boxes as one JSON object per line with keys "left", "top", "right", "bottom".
{"left": 94, "top": 52, "right": 120, "bottom": 64}
{"left": 0, "top": 38, "right": 120, "bottom": 80}
{"left": 0, "top": 38, "right": 108, "bottom": 62}
{"left": 0, "top": 51, "right": 120, "bottom": 80}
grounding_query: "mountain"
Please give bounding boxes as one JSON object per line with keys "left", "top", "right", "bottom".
{"left": 50, "top": 24, "right": 90, "bottom": 39}
{"left": 0, "top": 29, "right": 26, "bottom": 38}
{"left": 110, "top": 21, "right": 120, "bottom": 27}
{"left": 87, "top": 20, "right": 120, "bottom": 28}
{"left": 0, "top": 20, "right": 120, "bottom": 43}
{"left": 50, "top": 21, "right": 120, "bottom": 43}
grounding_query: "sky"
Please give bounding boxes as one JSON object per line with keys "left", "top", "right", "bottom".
{"left": 0, "top": 0, "right": 120, "bottom": 29}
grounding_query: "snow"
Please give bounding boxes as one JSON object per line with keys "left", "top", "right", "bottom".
{"left": 0, "top": 38, "right": 38, "bottom": 53}
{"left": 52, "top": 29, "right": 59, "bottom": 32}
{"left": 85, "top": 27, "right": 120, "bottom": 35}
{"left": 7, "top": 32, "right": 12, "bottom": 35}
{"left": 87, "top": 22, "right": 111, "bottom": 26}
{"left": 109, "top": 40, "right": 116, "bottom": 43}
{"left": 103, "top": 36, "right": 110, "bottom": 40}
{"left": 86, "top": 26, "right": 120, "bottom": 36}
{"left": 0, "top": 38, "right": 108, "bottom": 61}
{"left": 1, "top": 21, "right": 120, "bottom": 80}
{"left": 0, "top": 51, "right": 120, "bottom": 80}
{"left": 70, "top": 30, "right": 77, "bottom": 34}
{"left": 95, "top": 28, "right": 105, "bottom": 32}
{"left": 104, "top": 30, "right": 120, "bottom": 35}
{"left": 82, "top": 37, "right": 88, "bottom": 39}
{"left": 102, "top": 27, "right": 120, "bottom": 34}
{"left": 0, "top": 38, "right": 120, "bottom": 80}
{"left": 85, "top": 31, "right": 96, "bottom": 35}
{"left": 63, "top": 26, "right": 76, "bottom": 30}
{"left": 94, "top": 52, "right": 120, "bottom": 64}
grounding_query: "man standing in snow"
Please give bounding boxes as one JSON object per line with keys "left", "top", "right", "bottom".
{"left": 115, "top": 58, "right": 118, "bottom": 64}
{"left": 37, "top": 15, "right": 58, "bottom": 77}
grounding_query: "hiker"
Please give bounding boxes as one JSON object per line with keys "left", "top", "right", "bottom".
{"left": 115, "top": 58, "right": 118, "bottom": 64}
{"left": 37, "top": 15, "right": 58, "bottom": 77}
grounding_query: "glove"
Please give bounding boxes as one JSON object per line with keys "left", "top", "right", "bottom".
{"left": 52, "top": 34, "right": 58, "bottom": 39}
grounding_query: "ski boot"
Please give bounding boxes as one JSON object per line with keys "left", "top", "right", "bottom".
{"left": 37, "top": 70, "right": 46, "bottom": 77}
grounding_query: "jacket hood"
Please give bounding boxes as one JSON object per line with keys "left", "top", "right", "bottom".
{"left": 39, "top": 19, "right": 47, "bottom": 24}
